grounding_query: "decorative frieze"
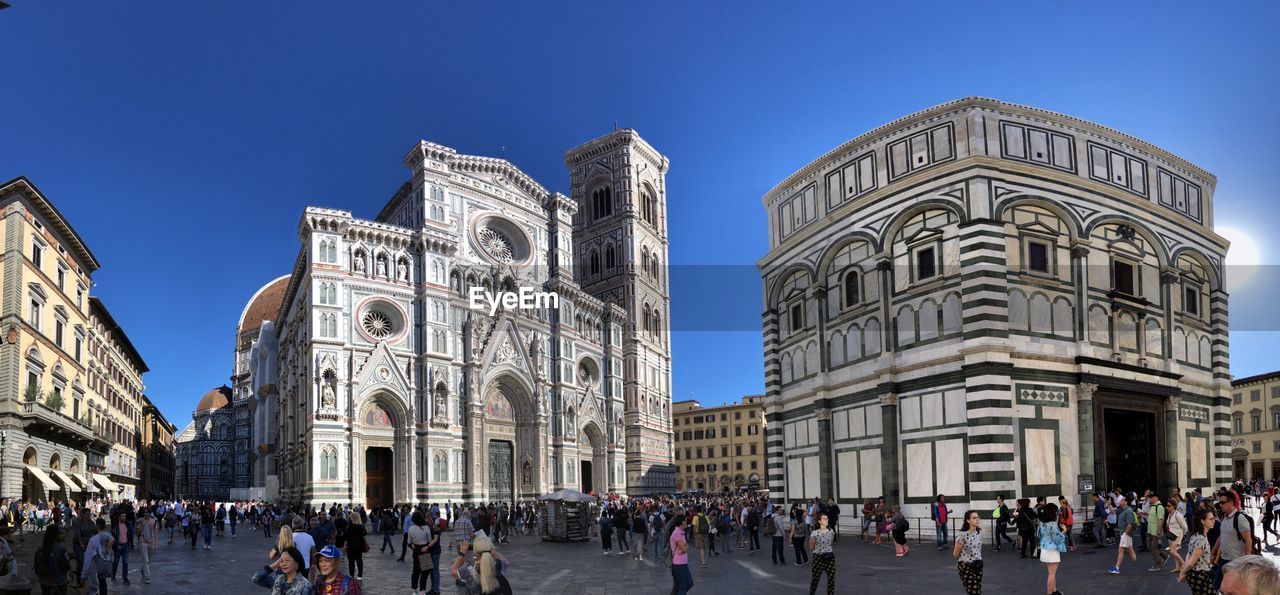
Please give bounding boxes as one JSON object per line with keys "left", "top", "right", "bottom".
{"left": 1016, "top": 383, "right": 1069, "bottom": 408}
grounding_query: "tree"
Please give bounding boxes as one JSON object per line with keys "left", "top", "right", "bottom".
{"left": 45, "top": 390, "right": 63, "bottom": 411}
{"left": 23, "top": 382, "right": 40, "bottom": 402}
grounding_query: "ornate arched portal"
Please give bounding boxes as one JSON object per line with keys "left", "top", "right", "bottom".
{"left": 478, "top": 372, "right": 542, "bottom": 503}
{"left": 352, "top": 391, "right": 413, "bottom": 508}
{"left": 579, "top": 421, "right": 607, "bottom": 494}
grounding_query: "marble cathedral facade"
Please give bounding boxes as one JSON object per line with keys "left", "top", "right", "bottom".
{"left": 243, "top": 130, "right": 675, "bottom": 507}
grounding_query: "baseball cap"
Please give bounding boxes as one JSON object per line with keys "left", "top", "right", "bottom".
{"left": 318, "top": 545, "right": 341, "bottom": 559}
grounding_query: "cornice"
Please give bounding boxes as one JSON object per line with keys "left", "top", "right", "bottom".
{"left": 763, "top": 97, "right": 1216, "bottom": 206}
{"left": 563, "top": 129, "right": 669, "bottom": 173}
{"left": 0, "top": 177, "right": 101, "bottom": 273}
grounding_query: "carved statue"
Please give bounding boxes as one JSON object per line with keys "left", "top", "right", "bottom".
{"left": 522, "top": 461, "right": 531, "bottom": 485}
{"left": 397, "top": 261, "right": 408, "bottom": 281}
{"left": 434, "top": 389, "right": 447, "bottom": 421}
{"left": 353, "top": 255, "right": 365, "bottom": 272}
{"left": 321, "top": 384, "right": 336, "bottom": 409}
{"left": 376, "top": 258, "right": 387, "bottom": 278}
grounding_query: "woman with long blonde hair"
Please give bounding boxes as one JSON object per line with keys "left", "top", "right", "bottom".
{"left": 270, "top": 525, "right": 295, "bottom": 559}
{"left": 251, "top": 524, "right": 295, "bottom": 588}
{"left": 450, "top": 534, "right": 511, "bottom": 594}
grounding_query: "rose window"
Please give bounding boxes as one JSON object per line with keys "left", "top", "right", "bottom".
{"left": 361, "top": 310, "right": 394, "bottom": 339}
{"left": 476, "top": 227, "right": 515, "bottom": 264}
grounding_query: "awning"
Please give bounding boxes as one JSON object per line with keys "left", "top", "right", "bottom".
{"left": 25, "top": 466, "right": 59, "bottom": 491}
{"left": 74, "top": 474, "right": 93, "bottom": 490}
{"left": 51, "top": 470, "right": 81, "bottom": 493}
{"left": 91, "top": 473, "right": 118, "bottom": 493}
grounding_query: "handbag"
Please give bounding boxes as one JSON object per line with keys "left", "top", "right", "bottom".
{"left": 415, "top": 546, "right": 434, "bottom": 570}
{"left": 362, "top": 540, "right": 370, "bottom": 554}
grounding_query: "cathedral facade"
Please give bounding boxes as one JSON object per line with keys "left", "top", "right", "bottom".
{"left": 244, "top": 130, "right": 675, "bottom": 507}
{"left": 759, "top": 98, "right": 1230, "bottom": 518}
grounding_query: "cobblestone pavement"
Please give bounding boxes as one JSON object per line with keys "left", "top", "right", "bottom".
{"left": 4, "top": 524, "right": 1277, "bottom": 594}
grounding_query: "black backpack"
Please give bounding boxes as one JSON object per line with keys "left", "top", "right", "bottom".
{"left": 1232, "top": 512, "right": 1262, "bottom": 555}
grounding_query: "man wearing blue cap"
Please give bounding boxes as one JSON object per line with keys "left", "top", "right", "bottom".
{"left": 314, "top": 544, "right": 362, "bottom": 594}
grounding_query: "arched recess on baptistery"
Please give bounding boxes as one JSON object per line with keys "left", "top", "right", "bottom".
{"left": 993, "top": 195, "right": 1085, "bottom": 240}
{"left": 875, "top": 199, "right": 968, "bottom": 254}
{"left": 351, "top": 389, "right": 412, "bottom": 508}
{"left": 479, "top": 370, "right": 542, "bottom": 502}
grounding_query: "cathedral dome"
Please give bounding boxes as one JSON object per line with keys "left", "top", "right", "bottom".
{"left": 197, "top": 386, "right": 232, "bottom": 412}
{"left": 237, "top": 275, "right": 291, "bottom": 346}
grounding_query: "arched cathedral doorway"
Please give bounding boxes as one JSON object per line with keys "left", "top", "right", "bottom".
{"left": 480, "top": 373, "right": 540, "bottom": 503}
{"left": 579, "top": 422, "right": 607, "bottom": 495}
{"left": 353, "top": 392, "right": 412, "bottom": 508}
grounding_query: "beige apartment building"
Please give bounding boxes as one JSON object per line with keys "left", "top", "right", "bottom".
{"left": 1230, "top": 371, "right": 1280, "bottom": 481}
{"left": 0, "top": 177, "right": 150, "bottom": 503}
{"left": 672, "top": 396, "right": 767, "bottom": 493}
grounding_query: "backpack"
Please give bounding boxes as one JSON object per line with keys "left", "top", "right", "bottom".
{"left": 764, "top": 516, "right": 776, "bottom": 536}
{"left": 894, "top": 517, "right": 909, "bottom": 532}
{"left": 1232, "top": 512, "right": 1262, "bottom": 555}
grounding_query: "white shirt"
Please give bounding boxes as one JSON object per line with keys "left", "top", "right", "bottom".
{"left": 292, "top": 531, "right": 315, "bottom": 570}
{"left": 82, "top": 532, "right": 112, "bottom": 577}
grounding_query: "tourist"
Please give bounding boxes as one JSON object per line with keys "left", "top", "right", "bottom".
{"left": 216, "top": 503, "right": 227, "bottom": 537}
{"left": 338, "top": 511, "right": 367, "bottom": 580}
{"left": 669, "top": 515, "right": 693, "bottom": 595}
{"left": 1037, "top": 502, "right": 1065, "bottom": 595}
{"left": 229, "top": 502, "right": 239, "bottom": 538}
{"left": 807, "top": 511, "right": 835, "bottom": 595}
{"left": 873, "top": 496, "right": 888, "bottom": 546}
{"left": 1108, "top": 497, "right": 1138, "bottom": 574}
{"left": 398, "top": 504, "right": 413, "bottom": 563}
{"left": 1211, "top": 491, "right": 1255, "bottom": 591}
{"left": 993, "top": 494, "right": 1012, "bottom": 552}
{"left": 109, "top": 509, "right": 133, "bottom": 584}
{"left": 650, "top": 506, "right": 668, "bottom": 561}
{"left": 826, "top": 498, "right": 841, "bottom": 540}
{"left": 0, "top": 525, "right": 15, "bottom": 577}
{"left": 890, "top": 506, "right": 909, "bottom": 557}
{"left": 745, "top": 504, "right": 761, "bottom": 552}
{"left": 1219, "top": 555, "right": 1280, "bottom": 595}
{"left": 136, "top": 505, "right": 158, "bottom": 584}
{"left": 71, "top": 509, "right": 94, "bottom": 587}
{"left": 380, "top": 509, "right": 397, "bottom": 555}
{"left": 81, "top": 518, "right": 112, "bottom": 595}
{"left": 860, "top": 499, "right": 875, "bottom": 543}
{"left": 1014, "top": 498, "right": 1036, "bottom": 559}
{"left": 692, "top": 507, "right": 711, "bottom": 567}
{"left": 270, "top": 546, "right": 313, "bottom": 595}
{"left": 1177, "top": 507, "right": 1216, "bottom": 595}
{"left": 768, "top": 505, "right": 786, "bottom": 565}
{"left": 598, "top": 507, "right": 613, "bottom": 554}
{"left": 933, "top": 494, "right": 950, "bottom": 550}
{"left": 717, "top": 506, "right": 734, "bottom": 555}
{"left": 1091, "top": 492, "right": 1109, "bottom": 547}
{"left": 1145, "top": 492, "right": 1170, "bottom": 571}
{"left": 454, "top": 509, "right": 475, "bottom": 553}
{"left": 953, "top": 510, "right": 983, "bottom": 595}
{"left": 1056, "top": 497, "right": 1074, "bottom": 552}
{"left": 613, "top": 505, "right": 631, "bottom": 556}
{"left": 789, "top": 506, "right": 809, "bottom": 565}
{"left": 450, "top": 535, "right": 511, "bottom": 595}
{"left": 407, "top": 510, "right": 435, "bottom": 595}
{"left": 1166, "top": 494, "right": 1188, "bottom": 572}
{"left": 314, "top": 545, "right": 361, "bottom": 594}
{"left": 34, "top": 524, "right": 73, "bottom": 595}
{"left": 631, "top": 506, "right": 649, "bottom": 561}
{"left": 291, "top": 518, "right": 316, "bottom": 577}
{"left": 201, "top": 501, "right": 215, "bottom": 550}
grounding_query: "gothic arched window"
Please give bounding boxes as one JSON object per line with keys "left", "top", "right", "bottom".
{"left": 433, "top": 450, "right": 448, "bottom": 482}
{"left": 592, "top": 186, "right": 612, "bottom": 220}
{"left": 590, "top": 251, "right": 600, "bottom": 275}
{"left": 605, "top": 244, "right": 616, "bottom": 270}
{"left": 642, "top": 189, "right": 657, "bottom": 227}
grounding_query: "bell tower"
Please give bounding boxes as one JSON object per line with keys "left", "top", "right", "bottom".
{"left": 564, "top": 129, "right": 675, "bottom": 495}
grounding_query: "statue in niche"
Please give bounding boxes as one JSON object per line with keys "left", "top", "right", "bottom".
{"left": 321, "top": 384, "right": 336, "bottom": 409}
{"left": 522, "top": 460, "right": 531, "bottom": 485}
{"left": 353, "top": 255, "right": 365, "bottom": 272}
{"left": 376, "top": 257, "right": 387, "bottom": 278}
{"left": 397, "top": 261, "right": 408, "bottom": 281}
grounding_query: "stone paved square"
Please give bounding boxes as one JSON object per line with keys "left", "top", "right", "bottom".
{"left": 6, "top": 521, "right": 1277, "bottom": 594}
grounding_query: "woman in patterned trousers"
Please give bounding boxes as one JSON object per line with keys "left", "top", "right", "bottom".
{"left": 953, "top": 511, "right": 984, "bottom": 595}
{"left": 807, "top": 512, "right": 836, "bottom": 595}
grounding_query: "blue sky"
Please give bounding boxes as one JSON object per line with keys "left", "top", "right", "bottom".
{"left": 2, "top": 1, "right": 1277, "bottom": 424}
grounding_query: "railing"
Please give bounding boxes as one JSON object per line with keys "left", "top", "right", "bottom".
{"left": 833, "top": 506, "right": 1098, "bottom": 545}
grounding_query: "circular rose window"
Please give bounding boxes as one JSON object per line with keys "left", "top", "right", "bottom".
{"left": 361, "top": 310, "right": 394, "bottom": 339}
{"left": 355, "top": 299, "right": 406, "bottom": 343}
{"left": 471, "top": 214, "right": 532, "bottom": 266}
{"left": 476, "top": 227, "right": 515, "bottom": 264}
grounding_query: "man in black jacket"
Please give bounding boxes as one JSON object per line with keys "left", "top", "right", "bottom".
{"left": 994, "top": 494, "right": 1013, "bottom": 551}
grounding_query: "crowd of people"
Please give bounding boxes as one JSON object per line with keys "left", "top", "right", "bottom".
{"left": 1, "top": 485, "right": 1277, "bottom": 595}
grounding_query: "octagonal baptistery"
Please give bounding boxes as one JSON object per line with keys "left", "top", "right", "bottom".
{"left": 759, "top": 98, "right": 1230, "bottom": 519}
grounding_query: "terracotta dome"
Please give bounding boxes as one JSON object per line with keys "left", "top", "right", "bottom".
{"left": 237, "top": 275, "right": 291, "bottom": 340}
{"left": 196, "top": 386, "right": 232, "bottom": 412}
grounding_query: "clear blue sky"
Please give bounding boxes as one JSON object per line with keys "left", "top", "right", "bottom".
{"left": 3, "top": 2, "right": 1278, "bottom": 425}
